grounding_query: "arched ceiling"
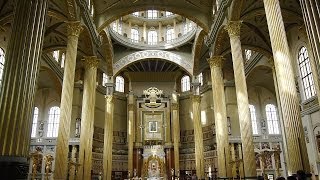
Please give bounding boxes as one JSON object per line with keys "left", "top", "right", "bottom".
{"left": 123, "top": 58, "right": 180, "bottom": 72}
{"left": 209, "top": 0, "right": 304, "bottom": 66}
{"left": 93, "top": 0, "right": 214, "bottom": 33}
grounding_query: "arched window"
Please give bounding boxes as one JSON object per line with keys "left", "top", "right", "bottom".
{"left": 298, "top": 46, "right": 316, "bottom": 100}
{"left": 165, "top": 11, "right": 173, "bottom": 17}
{"left": 47, "top": 106, "right": 60, "bottom": 137}
{"left": 266, "top": 104, "right": 280, "bottom": 134}
{"left": 0, "top": 48, "right": 5, "bottom": 88}
{"left": 52, "top": 50, "right": 59, "bottom": 62}
{"left": 132, "top": 12, "right": 139, "bottom": 16}
{"left": 249, "top": 105, "right": 258, "bottom": 134}
{"left": 115, "top": 76, "right": 124, "bottom": 92}
{"left": 181, "top": 75, "right": 190, "bottom": 92}
{"left": 31, "top": 107, "right": 39, "bottom": 138}
{"left": 148, "top": 30, "right": 157, "bottom": 45}
{"left": 147, "top": 10, "right": 157, "bottom": 19}
{"left": 166, "top": 28, "right": 174, "bottom": 42}
{"left": 61, "top": 52, "right": 65, "bottom": 68}
{"left": 198, "top": 73, "right": 203, "bottom": 86}
{"left": 131, "top": 28, "right": 139, "bottom": 42}
{"left": 102, "top": 73, "right": 109, "bottom": 87}
{"left": 245, "top": 49, "right": 252, "bottom": 61}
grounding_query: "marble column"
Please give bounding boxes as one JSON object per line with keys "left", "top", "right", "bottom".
{"left": 54, "top": 21, "right": 83, "bottom": 179}
{"left": 103, "top": 81, "right": 114, "bottom": 180}
{"left": 171, "top": 91, "right": 180, "bottom": 176}
{"left": 263, "top": 0, "right": 310, "bottom": 173}
{"left": 192, "top": 95, "right": 205, "bottom": 179}
{"left": 128, "top": 92, "right": 135, "bottom": 177}
{"left": 77, "top": 56, "right": 99, "bottom": 179}
{"left": 207, "top": 56, "right": 231, "bottom": 178}
{"left": 158, "top": 22, "right": 162, "bottom": 42}
{"left": 225, "top": 21, "right": 256, "bottom": 177}
{"left": 0, "top": 0, "right": 47, "bottom": 178}
{"left": 143, "top": 22, "right": 147, "bottom": 43}
{"left": 299, "top": 0, "right": 320, "bottom": 66}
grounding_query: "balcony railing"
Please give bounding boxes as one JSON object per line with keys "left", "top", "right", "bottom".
{"left": 109, "top": 27, "right": 197, "bottom": 50}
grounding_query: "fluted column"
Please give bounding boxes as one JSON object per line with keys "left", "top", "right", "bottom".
{"left": 128, "top": 92, "right": 135, "bottom": 177}
{"left": 103, "top": 82, "right": 114, "bottom": 180}
{"left": 299, "top": 0, "right": 320, "bottom": 66}
{"left": 54, "top": 21, "right": 83, "bottom": 179}
{"left": 207, "top": 56, "right": 231, "bottom": 178}
{"left": 0, "top": 0, "right": 48, "bottom": 178}
{"left": 171, "top": 90, "right": 180, "bottom": 176}
{"left": 77, "top": 56, "right": 99, "bottom": 180}
{"left": 225, "top": 21, "right": 256, "bottom": 177}
{"left": 263, "top": 0, "right": 310, "bottom": 173}
{"left": 192, "top": 95, "right": 205, "bottom": 179}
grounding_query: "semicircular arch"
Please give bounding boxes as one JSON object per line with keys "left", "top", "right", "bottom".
{"left": 113, "top": 50, "right": 193, "bottom": 76}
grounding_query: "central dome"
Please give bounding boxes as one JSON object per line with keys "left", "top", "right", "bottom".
{"left": 108, "top": 10, "right": 197, "bottom": 50}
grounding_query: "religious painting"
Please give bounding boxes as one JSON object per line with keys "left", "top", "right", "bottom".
{"left": 149, "top": 121, "right": 158, "bottom": 132}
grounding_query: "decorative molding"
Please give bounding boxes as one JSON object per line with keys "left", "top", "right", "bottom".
{"left": 67, "top": 21, "right": 83, "bottom": 37}
{"left": 207, "top": 56, "right": 225, "bottom": 68}
{"left": 109, "top": 27, "right": 196, "bottom": 50}
{"left": 41, "top": 54, "right": 63, "bottom": 81}
{"left": 113, "top": 50, "right": 193, "bottom": 75}
{"left": 224, "top": 21, "right": 242, "bottom": 37}
{"left": 205, "top": 0, "right": 233, "bottom": 47}
{"left": 77, "top": 0, "right": 101, "bottom": 46}
{"left": 244, "top": 53, "right": 264, "bottom": 75}
{"left": 171, "top": 103, "right": 179, "bottom": 110}
{"left": 82, "top": 56, "right": 99, "bottom": 69}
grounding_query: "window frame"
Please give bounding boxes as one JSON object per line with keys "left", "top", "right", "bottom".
{"left": 115, "top": 76, "right": 124, "bottom": 92}
{"left": 148, "top": 30, "right": 158, "bottom": 45}
{"left": 31, "top": 107, "right": 39, "bottom": 138}
{"left": 249, "top": 105, "right": 258, "bottom": 135}
{"left": 181, "top": 75, "right": 190, "bottom": 92}
{"left": 166, "top": 28, "right": 174, "bottom": 42}
{"left": 265, "top": 104, "right": 280, "bottom": 135}
{"left": 298, "top": 46, "right": 316, "bottom": 100}
{"left": 47, "top": 106, "right": 60, "bottom": 138}
{"left": 147, "top": 10, "right": 157, "bottom": 19}
{"left": 131, "top": 28, "right": 139, "bottom": 43}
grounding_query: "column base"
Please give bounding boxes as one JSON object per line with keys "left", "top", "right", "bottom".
{"left": 0, "top": 156, "right": 29, "bottom": 179}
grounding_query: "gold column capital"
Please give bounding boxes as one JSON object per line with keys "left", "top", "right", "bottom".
{"left": 207, "top": 56, "right": 225, "bottom": 68}
{"left": 192, "top": 95, "right": 201, "bottom": 103}
{"left": 105, "top": 95, "right": 114, "bottom": 103}
{"left": 225, "top": 21, "right": 242, "bottom": 37}
{"left": 67, "top": 21, "right": 83, "bottom": 37}
{"left": 82, "top": 56, "right": 99, "bottom": 69}
{"left": 171, "top": 103, "right": 179, "bottom": 110}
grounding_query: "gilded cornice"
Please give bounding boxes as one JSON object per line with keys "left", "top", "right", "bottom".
{"left": 67, "top": 21, "right": 83, "bottom": 37}
{"left": 224, "top": 21, "right": 242, "bottom": 37}
{"left": 207, "top": 56, "right": 225, "bottom": 68}
{"left": 82, "top": 56, "right": 99, "bottom": 69}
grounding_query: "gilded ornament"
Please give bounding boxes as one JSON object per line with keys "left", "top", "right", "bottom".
{"left": 67, "top": 21, "right": 83, "bottom": 37}
{"left": 207, "top": 56, "right": 225, "bottom": 68}
{"left": 224, "top": 21, "right": 242, "bottom": 37}
{"left": 82, "top": 56, "right": 99, "bottom": 69}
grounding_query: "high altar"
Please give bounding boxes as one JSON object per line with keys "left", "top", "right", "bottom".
{"left": 133, "top": 87, "right": 173, "bottom": 179}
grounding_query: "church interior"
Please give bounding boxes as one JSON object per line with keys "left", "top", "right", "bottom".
{"left": 0, "top": 0, "right": 320, "bottom": 179}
